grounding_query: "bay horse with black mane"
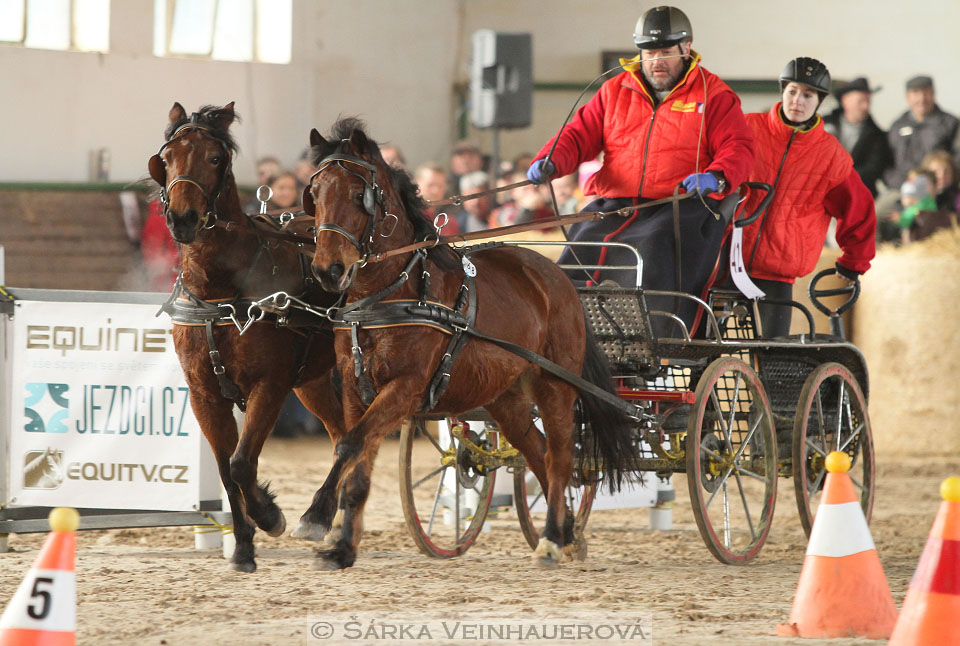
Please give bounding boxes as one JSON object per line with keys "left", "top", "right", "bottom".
{"left": 302, "top": 118, "right": 641, "bottom": 570}
{"left": 149, "top": 102, "right": 345, "bottom": 572}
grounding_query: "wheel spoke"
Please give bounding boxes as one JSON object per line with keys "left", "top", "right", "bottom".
{"left": 840, "top": 422, "right": 865, "bottom": 453}
{"left": 733, "top": 471, "right": 757, "bottom": 539}
{"left": 722, "top": 480, "right": 731, "bottom": 548}
{"left": 454, "top": 464, "right": 462, "bottom": 543}
{"left": 737, "top": 465, "right": 768, "bottom": 483}
{"left": 426, "top": 469, "right": 446, "bottom": 537}
{"left": 706, "top": 464, "right": 736, "bottom": 509}
{"left": 835, "top": 380, "right": 846, "bottom": 450}
{"left": 809, "top": 467, "right": 826, "bottom": 496}
{"left": 423, "top": 425, "right": 445, "bottom": 453}
{"left": 709, "top": 390, "right": 731, "bottom": 447}
{"left": 726, "top": 372, "right": 743, "bottom": 445}
{"left": 411, "top": 464, "right": 446, "bottom": 491}
{"left": 805, "top": 436, "right": 826, "bottom": 457}
{"left": 850, "top": 473, "right": 865, "bottom": 492}
{"left": 814, "top": 388, "right": 827, "bottom": 454}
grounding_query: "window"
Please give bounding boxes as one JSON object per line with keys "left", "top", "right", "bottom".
{"left": 0, "top": 0, "right": 109, "bottom": 52}
{"left": 153, "top": 0, "right": 291, "bottom": 64}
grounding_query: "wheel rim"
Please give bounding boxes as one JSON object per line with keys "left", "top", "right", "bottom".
{"left": 793, "top": 363, "right": 874, "bottom": 537}
{"left": 687, "top": 357, "right": 777, "bottom": 564}
{"left": 399, "top": 418, "right": 495, "bottom": 558}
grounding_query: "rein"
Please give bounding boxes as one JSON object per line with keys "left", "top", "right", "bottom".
{"left": 426, "top": 177, "right": 533, "bottom": 207}
{"left": 365, "top": 189, "right": 694, "bottom": 264}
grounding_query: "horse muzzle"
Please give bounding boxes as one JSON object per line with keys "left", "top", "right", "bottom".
{"left": 311, "top": 260, "right": 358, "bottom": 293}
{"left": 166, "top": 208, "right": 202, "bottom": 243}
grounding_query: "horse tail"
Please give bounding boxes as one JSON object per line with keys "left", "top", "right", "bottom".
{"left": 576, "top": 320, "right": 642, "bottom": 492}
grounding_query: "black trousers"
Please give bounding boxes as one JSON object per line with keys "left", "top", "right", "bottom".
{"left": 558, "top": 196, "right": 727, "bottom": 339}
{"left": 751, "top": 277, "right": 794, "bottom": 338}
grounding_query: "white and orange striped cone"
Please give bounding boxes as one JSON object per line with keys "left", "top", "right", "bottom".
{"left": 0, "top": 508, "right": 78, "bottom": 646}
{"left": 777, "top": 451, "right": 898, "bottom": 639}
{"left": 888, "top": 476, "right": 960, "bottom": 646}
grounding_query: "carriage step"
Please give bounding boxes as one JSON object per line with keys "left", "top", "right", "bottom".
{"left": 616, "top": 388, "right": 695, "bottom": 404}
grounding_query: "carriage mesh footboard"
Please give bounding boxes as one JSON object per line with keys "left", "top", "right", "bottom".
{"left": 578, "top": 286, "right": 660, "bottom": 379}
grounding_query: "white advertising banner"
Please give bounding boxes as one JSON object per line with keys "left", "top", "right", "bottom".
{"left": 6, "top": 300, "right": 219, "bottom": 511}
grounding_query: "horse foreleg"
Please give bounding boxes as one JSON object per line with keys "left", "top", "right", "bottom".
{"left": 314, "top": 381, "right": 417, "bottom": 570}
{"left": 192, "top": 398, "right": 260, "bottom": 572}
{"left": 228, "top": 388, "right": 288, "bottom": 540}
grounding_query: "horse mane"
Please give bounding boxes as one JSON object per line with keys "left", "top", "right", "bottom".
{"left": 164, "top": 105, "right": 241, "bottom": 154}
{"left": 310, "top": 117, "right": 460, "bottom": 270}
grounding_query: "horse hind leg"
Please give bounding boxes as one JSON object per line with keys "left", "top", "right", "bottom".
{"left": 532, "top": 380, "right": 581, "bottom": 568}
{"left": 291, "top": 376, "right": 346, "bottom": 541}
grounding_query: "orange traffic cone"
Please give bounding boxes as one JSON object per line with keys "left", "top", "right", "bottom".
{"left": 0, "top": 508, "right": 78, "bottom": 646}
{"left": 888, "top": 476, "right": 960, "bottom": 645}
{"left": 777, "top": 451, "right": 898, "bottom": 639}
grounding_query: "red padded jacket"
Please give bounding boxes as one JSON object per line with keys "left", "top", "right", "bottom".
{"left": 741, "top": 104, "right": 876, "bottom": 283}
{"left": 533, "top": 51, "right": 754, "bottom": 200}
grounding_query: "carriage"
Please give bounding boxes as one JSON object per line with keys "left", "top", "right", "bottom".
{"left": 397, "top": 190, "right": 874, "bottom": 566}
{"left": 153, "top": 105, "right": 873, "bottom": 570}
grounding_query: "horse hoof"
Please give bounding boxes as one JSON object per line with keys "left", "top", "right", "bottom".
{"left": 312, "top": 556, "right": 346, "bottom": 571}
{"left": 230, "top": 560, "right": 257, "bottom": 573}
{"left": 291, "top": 522, "right": 329, "bottom": 541}
{"left": 533, "top": 537, "right": 562, "bottom": 568}
{"left": 264, "top": 512, "right": 287, "bottom": 538}
{"left": 536, "top": 555, "right": 561, "bottom": 569}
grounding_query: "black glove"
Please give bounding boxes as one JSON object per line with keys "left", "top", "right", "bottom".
{"left": 835, "top": 263, "right": 860, "bottom": 282}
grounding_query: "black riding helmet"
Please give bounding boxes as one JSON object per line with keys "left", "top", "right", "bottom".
{"left": 633, "top": 6, "right": 692, "bottom": 50}
{"left": 779, "top": 57, "right": 831, "bottom": 101}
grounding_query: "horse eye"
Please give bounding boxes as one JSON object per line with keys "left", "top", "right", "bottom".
{"left": 211, "top": 156, "right": 221, "bottom": 165}
{"left": 354, "top": 192, "right": 365, "bottom": 204}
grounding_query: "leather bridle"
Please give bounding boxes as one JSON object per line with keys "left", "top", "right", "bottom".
{"left": 304, "top": 153, "right": 395, "bottom": 259}
{"left": 149, "top": 115, "right": 232, "bottom": 231}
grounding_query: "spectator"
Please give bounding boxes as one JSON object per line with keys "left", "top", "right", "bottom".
{"left": 453, "top": 170, "right": 493, "bottom": 233}
{"left": 379, "top": 144, "right": 406, "bottom": 170}
{"left": 884, "top": 76, "right": 959, "bottom": 190}
{"left": 293, "top": 148, "right": 318, "bottom": 188}
{"left": 822, "top": 77, "right": 892, "bottom": 197}
{"left": 526, "top": 6, "right": 754, "bottom": 337}
{"left": 491, "top": 171, "right": 553, "bottom": 227}
{"left": 897, "top": 168, "right": 951, "bottom": 243}
{"left": 740, "top": 57, "right": 876, "bottom": 338}
{"left": 268, "top": 171, "right": 300, "bottom": 211}
{"left": 449, "top": 142, "right": 484, "bottom": 193}
{"left": 550, "top": 173, "right": 580, "bottom": 214}
{"left": 414, "top": 161, "right": 459, "bottom": 235}
{"left": 255, "top": 155, "right": 282, "bottom": 186}
{"left": 141, "top": 199, "right": 179, "bottom": 290}
{"left": 921, "top": 150, "right": 960, "bottom": 212}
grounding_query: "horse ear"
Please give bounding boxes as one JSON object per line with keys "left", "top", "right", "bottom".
{"left": 309, "top": 128, "right": 326, "bottom": 148}
{"left": 301, "top": 184, "right": 315, "bottom": 216}
{"left": 349, "top": 129, "right": 369, "bottom": 154}
{"left": 211, "top": 102, "right": 236, "bottom": 131}
{"left": 168, "top": 102, "right": 187, "bottom": 125}
{"left": 148, "top": 154, "right": 166, "bottom": 185}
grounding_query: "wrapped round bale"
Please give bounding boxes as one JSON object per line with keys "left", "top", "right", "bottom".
{"left": 852, "top": 228, "right": 960, "bottom": 455}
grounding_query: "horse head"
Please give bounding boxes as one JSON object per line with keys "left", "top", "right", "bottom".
{"left": 149, "top": 102, "right": 238, "bottom": 244}
{"left": 303, "top": 120, "right": 412, "bottom": 293}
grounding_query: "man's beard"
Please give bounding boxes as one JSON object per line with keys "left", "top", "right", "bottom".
{"left": 643, "top": 66, "right": 684, "bottom": 92}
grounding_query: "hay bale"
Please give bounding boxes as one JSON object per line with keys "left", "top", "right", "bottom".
{"left": 852, "top": 228, "right": 960, "bottom": 455}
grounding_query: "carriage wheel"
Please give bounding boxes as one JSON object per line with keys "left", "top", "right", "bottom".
{"left": 686, "top": 356, "right": 778, "bottom": 564}
{"left": 792, "top": 362, "right": 875, "bottom": 537}
{"left": 513, "top": 408, "right": 597, "bottom": 551}
{"left": 399, "top": 417, "right": 495, "bottom": 558}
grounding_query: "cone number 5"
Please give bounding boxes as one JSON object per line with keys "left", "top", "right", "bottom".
{"left": 27, "top": 577, "right": 54, "bottom": 620}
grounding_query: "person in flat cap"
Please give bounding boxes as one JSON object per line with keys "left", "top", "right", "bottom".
{"left": 883, "top": 75, "right": 959, "bottom": 190}
{"left": 823, "top": 77, "right": 892, "bottom": 197}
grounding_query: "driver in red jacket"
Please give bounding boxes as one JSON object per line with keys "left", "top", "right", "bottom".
{"left": 526, "top": 5, "right": 754, "bottom": 339}
{"left": 740, "top": 57, "right": 876, "bottom": 337}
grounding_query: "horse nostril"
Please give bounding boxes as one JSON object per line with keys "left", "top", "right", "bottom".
{"left": 328, "top": 263, "right": 344, "bottom": 282}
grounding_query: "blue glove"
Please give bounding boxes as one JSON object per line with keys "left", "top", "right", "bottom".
{"left": 682, "top": 172, "right": 720, "bottom": 194}
{"left": 526, "top": 159, "right": 556, "bottom": 185}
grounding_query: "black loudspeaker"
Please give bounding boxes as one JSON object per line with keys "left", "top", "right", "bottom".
{"left": 470, "top": 30, "right": 532, "bottom": 129}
